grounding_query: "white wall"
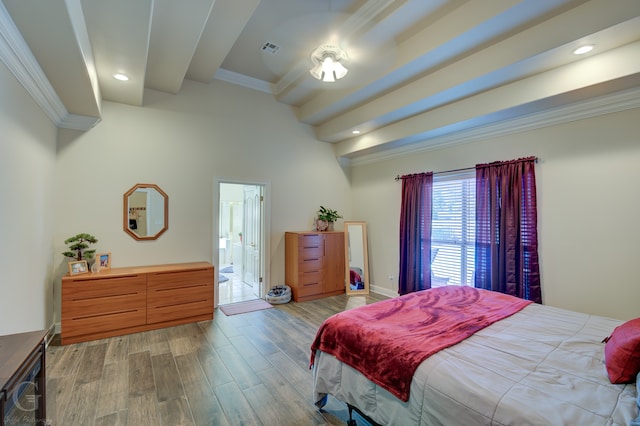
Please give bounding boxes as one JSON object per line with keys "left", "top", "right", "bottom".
{"left": 53, "top": 79, "right": 351, "bottom": 325}
{"left": 350, "top": 108, "right": 640, "bottom": 321}
{"left": 3, "top": 57, "right": 637, "bottom": 334}
{"left": 0, "top": 63, "right": 57, "bottom": 335}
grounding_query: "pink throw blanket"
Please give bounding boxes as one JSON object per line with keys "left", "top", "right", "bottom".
{"left": 310, "top": 286, "right": 532, "bottom": 401}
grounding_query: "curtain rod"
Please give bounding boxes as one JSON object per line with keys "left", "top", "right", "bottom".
{"left": 394, "top": 156, "right": 538, "bottom": 181}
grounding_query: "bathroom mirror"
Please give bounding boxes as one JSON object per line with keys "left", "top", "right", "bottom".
{"left": 344, "top": 221, "right": 370, "bottom": 295}
{"left": 123, "top": 183, "right": 168, "bottom": 241}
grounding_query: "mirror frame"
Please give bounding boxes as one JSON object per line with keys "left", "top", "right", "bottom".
{"left": 344, "top": 221, "right": 370, "bottom": 295}
{"left": 123, "top": 183, "right": 169, "bottom": 241}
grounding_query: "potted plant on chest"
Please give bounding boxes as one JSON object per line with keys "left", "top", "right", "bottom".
{"left": 316, "top": 206, "right": 342, "bottom": 231}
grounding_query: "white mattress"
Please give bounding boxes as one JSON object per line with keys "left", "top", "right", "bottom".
{"left": 312, "top": 303, "right": 639, "bottom": 425}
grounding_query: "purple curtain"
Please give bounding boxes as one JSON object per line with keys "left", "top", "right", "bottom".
{"left": 398, "top": 172, "right": 433, "bottom": 295}
{"left": 474, "top": 157, "right": 541, "bottom": 303}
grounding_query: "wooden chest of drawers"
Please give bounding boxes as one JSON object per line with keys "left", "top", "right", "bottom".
{"left": 285, "top": 231, "right": 345, "bottom": 302}
{"left": 61, "top": 262, "right": 213, "bottom": 344}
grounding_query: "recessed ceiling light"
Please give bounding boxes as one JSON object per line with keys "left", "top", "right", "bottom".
{"left": 113, "top": 73, "right": 129, "bottom": 81}
{"left": 573, "top": 45, "right": 594, "bottom": 55}
{"left": 352, "top": 130, "right": 361, "bottom": 135}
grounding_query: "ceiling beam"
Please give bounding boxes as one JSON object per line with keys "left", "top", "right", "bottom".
{"left": 314, "top": 0, "right": 640, "bottom": 143}
{"left": 186, "top": 0, "right": 261, "bottom": 84}
{"left": 293, "top": 0, "right": 523, "bottom": 123}
{"left": 144, "top": 0, "right": 215, "bottom": 94}
{"left": 334, "top": 41, "right": 640, "bottom": 158}
{"left": 81, "top": 0, "right": 152, "bottom": 107}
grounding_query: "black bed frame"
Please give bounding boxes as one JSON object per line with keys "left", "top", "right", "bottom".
{"left": 346, "top": 403, "right": 382, "bottom": 426}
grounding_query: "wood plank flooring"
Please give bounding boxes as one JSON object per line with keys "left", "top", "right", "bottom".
{"left": 40, "top": 293, "right": 388, "bottom": 426}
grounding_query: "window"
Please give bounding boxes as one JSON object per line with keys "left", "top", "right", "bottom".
{"left": 431, "top": 171, "right": 475, "bottom": 286}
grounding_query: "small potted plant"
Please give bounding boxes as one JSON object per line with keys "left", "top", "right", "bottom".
{"left": 316, "top": 206, "right": 342, "bottom": 231}
{"left": 62, "top": 233, "right": 98, "bottom": 262}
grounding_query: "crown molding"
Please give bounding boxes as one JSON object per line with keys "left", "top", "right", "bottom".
{"left": 346, "top": 86, "right": 640, "bottom": 167}
{"left": 341, "top": 0, "right": 398, "bottom": 36}
{"left": 0, "top": 4, "right": 98, "bottom": 131}
{"left": 0, "top": 3, "right": 98, "bottom": 130}
{"left": 214, "top": 68, "right": 274, "bottom": 94}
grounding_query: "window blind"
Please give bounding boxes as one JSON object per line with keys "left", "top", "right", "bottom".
{"left": 431, "top": 171, "right": 475, "bottom": 285}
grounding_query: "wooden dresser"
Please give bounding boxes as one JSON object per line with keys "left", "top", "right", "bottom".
{"left": 285, "top": 231, "right": 345, "bottom": 302}
{"left": 61, "top": 262, "right": 213, "bottom": 344}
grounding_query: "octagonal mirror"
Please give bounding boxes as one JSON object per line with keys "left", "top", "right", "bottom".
{"left": 123, "top": 183, "right": 168, "bottom": 241}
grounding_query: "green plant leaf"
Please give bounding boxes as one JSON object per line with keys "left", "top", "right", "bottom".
{"left": 317, "top": 206, "right": 342, "bottom": 222}
{"left": 62, "top": 233, "right": 98, "bottom": 260}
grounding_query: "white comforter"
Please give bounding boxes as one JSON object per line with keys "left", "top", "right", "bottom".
{"left": 313, "top": 303, "right": 639, "bottom": 425}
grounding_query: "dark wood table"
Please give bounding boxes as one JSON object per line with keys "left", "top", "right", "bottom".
{"left": 0, "top": 330, "right": 47, "bottom": 425}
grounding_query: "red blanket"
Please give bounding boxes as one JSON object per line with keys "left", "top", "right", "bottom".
{"left": 310, "top": 286, "right": 532, "bottom": 401}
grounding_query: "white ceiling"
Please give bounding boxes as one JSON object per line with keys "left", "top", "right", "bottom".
{"left": 1, "top": 0, "right": 639, "bottom": 160}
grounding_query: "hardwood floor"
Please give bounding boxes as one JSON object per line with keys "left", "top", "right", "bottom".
{"left": 41, "top": 293, "right": 388, "bottom": 426}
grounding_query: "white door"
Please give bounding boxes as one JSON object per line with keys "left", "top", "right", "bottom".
{"left": 242, "top": 185, "right": 263, "bottom": 297}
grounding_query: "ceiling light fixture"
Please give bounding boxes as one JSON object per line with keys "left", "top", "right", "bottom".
{"left": 352, "top": 130, "right": 361, "bottom": 135}
{"left": 310, "top": 45, "right": 348, "bottom": 82}
{"left": 573, "top": 45, "right": 594, "bottom": 55}
{"left": 113, "top": 73, "right": 129, "bottom": 81}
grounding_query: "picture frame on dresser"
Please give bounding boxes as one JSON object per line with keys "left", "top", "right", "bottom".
{"left": 68, "top": 260, "right": 88, "bottom": 275}
{"left": 97, "top": 252, "right": 111, "bottom": 269}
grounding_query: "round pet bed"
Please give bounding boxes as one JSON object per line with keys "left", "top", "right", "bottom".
{"left": 266, "top": 285, "right": 291, "bottom": 304}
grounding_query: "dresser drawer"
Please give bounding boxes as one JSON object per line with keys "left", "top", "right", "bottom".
{"left": 62, "top": 274, "right": 146, "bottom": 318}
{"left": 298, "top": 258, "right": 322, "bottom": 273}
{"left": 61, "top": 274, "right": 147, "bottom": 338}
{"left": 298, "top": 234, "right": 322, "bottom": 248}
{"left": 300, "top": 246, "right": 323, "bottom": 258}
{"left": 299, "top": 271, "right": 322, "bottom": 285}
{"left": 147, "top": 268, "right": 213, "bottom": 291}
{"left": 296, "top": 280, "right": 322, "bottom": 297}
{"left": 147, "top": 282, "right": 213, "bottom": 324}
{"left": 62, "top": 308, "right": 147, "bottom": 339}
{"left": 299, "top": 233, "right": 322, "bottom": 258}
{"left": 147, "top": 267, "right": 214, "bottom": 323}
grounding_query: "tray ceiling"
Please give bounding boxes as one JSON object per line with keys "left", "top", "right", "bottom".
{"left": 1, "top": 0, "right": 639, "bottom": 160}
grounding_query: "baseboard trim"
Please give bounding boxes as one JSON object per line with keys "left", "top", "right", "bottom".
{"left": 370, "top": 285, "right": 396, "bottom": 298}
{"left": 44, "top": 323, "right": 56, "bottom": 348}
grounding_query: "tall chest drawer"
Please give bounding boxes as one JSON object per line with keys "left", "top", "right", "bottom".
{"left": 298, "top": 257, "right": 322, "bottom": 273}
{"left": 298, "top": 234, "right": 322, "bottom": 259}
{"left": 296, "top": 272, "right": 322, "bottom": 297}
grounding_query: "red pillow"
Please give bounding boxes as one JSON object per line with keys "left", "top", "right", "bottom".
{"left": 604, "top": 318, "right": 640, "bottom": 384}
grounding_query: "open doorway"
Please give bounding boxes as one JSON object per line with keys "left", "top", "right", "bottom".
{"left": 217, "top": 182, "right": 266, "bottom": 305}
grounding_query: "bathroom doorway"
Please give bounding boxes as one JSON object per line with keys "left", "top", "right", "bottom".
{"left": 217, "top": 181, "right": 267, "bottom": 305}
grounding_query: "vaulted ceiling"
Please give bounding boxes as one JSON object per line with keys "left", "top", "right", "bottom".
{"left": 1, "top": 0, "right": 639, "bottom": 160}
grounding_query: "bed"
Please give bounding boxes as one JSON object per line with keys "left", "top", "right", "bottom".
{"left": 310, "top": 286, "right": 640, "bottom": 425}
